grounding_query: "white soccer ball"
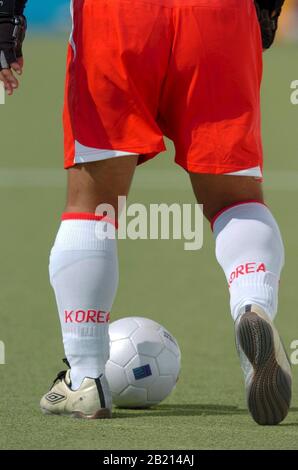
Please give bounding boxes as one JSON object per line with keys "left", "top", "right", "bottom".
{"left": 105, "top": 317, "right": 181, "bottom": 408}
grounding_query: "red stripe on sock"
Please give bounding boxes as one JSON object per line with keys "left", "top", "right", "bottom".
{"left": 62, "top": 212, "right": 118, "bottom": 229}
{"left": 210, "top": 200, "right": 266, "bottom": 232}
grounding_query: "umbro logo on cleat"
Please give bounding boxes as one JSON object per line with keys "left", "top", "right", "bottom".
{"left": 45, "top": 392, "right": 66, "bottom": 403}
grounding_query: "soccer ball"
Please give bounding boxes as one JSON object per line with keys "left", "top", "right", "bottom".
{"left": 105, "top": 317, "right": 181, "bottom": 408}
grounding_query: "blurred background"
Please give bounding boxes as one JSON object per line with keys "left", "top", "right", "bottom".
{"left": 279, "top": 0, "right": 298, "bottom": 42}
{"left": 26, "top": 0, "right": 71, "bottom": 32}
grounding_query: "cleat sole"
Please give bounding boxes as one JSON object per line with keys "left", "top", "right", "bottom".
{"left": 237, "top": 311, "right": 291, "bottom": 425}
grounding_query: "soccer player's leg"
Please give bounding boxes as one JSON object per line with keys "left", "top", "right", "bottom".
{"left": 162, "top": 0, "right": 292, "bottom": 425}
{"left": 40, "top": 156, "right": 138, "bottom": 419}
{"left": 190, "top": 173, "right": 292, "bottom": 425}
{"left": 41, "top": 0, "right": 169, "bottom": 419}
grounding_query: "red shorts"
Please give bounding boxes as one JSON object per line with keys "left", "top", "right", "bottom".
{"left": 64, "top": 0, "right": 263, "bottom": 176}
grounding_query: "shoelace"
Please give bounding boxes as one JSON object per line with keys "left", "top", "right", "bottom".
{"left": 51, "top": 358, "right": 70, "bottom": 386}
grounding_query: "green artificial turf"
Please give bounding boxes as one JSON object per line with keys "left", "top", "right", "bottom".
{"left": 0, "top": 37, "right": 297, "bottom": 449}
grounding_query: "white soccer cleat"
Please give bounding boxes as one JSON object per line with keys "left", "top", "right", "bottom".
{"left": 235, "top": 304, "right": 292, "bottom": 425}
{"left": 40, "top": 360, "right": 112, "bottom": 419}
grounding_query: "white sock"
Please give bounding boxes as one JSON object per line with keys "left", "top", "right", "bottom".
{"left": 49, "top": 213, "right": 119, "bottom": 390}
{"left": 213, "top": 202, "right": 284, "bottom": 321}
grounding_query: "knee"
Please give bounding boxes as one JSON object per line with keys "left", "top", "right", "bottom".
{"left": 190, "top": 174, "right": 264, "bottom": 222}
